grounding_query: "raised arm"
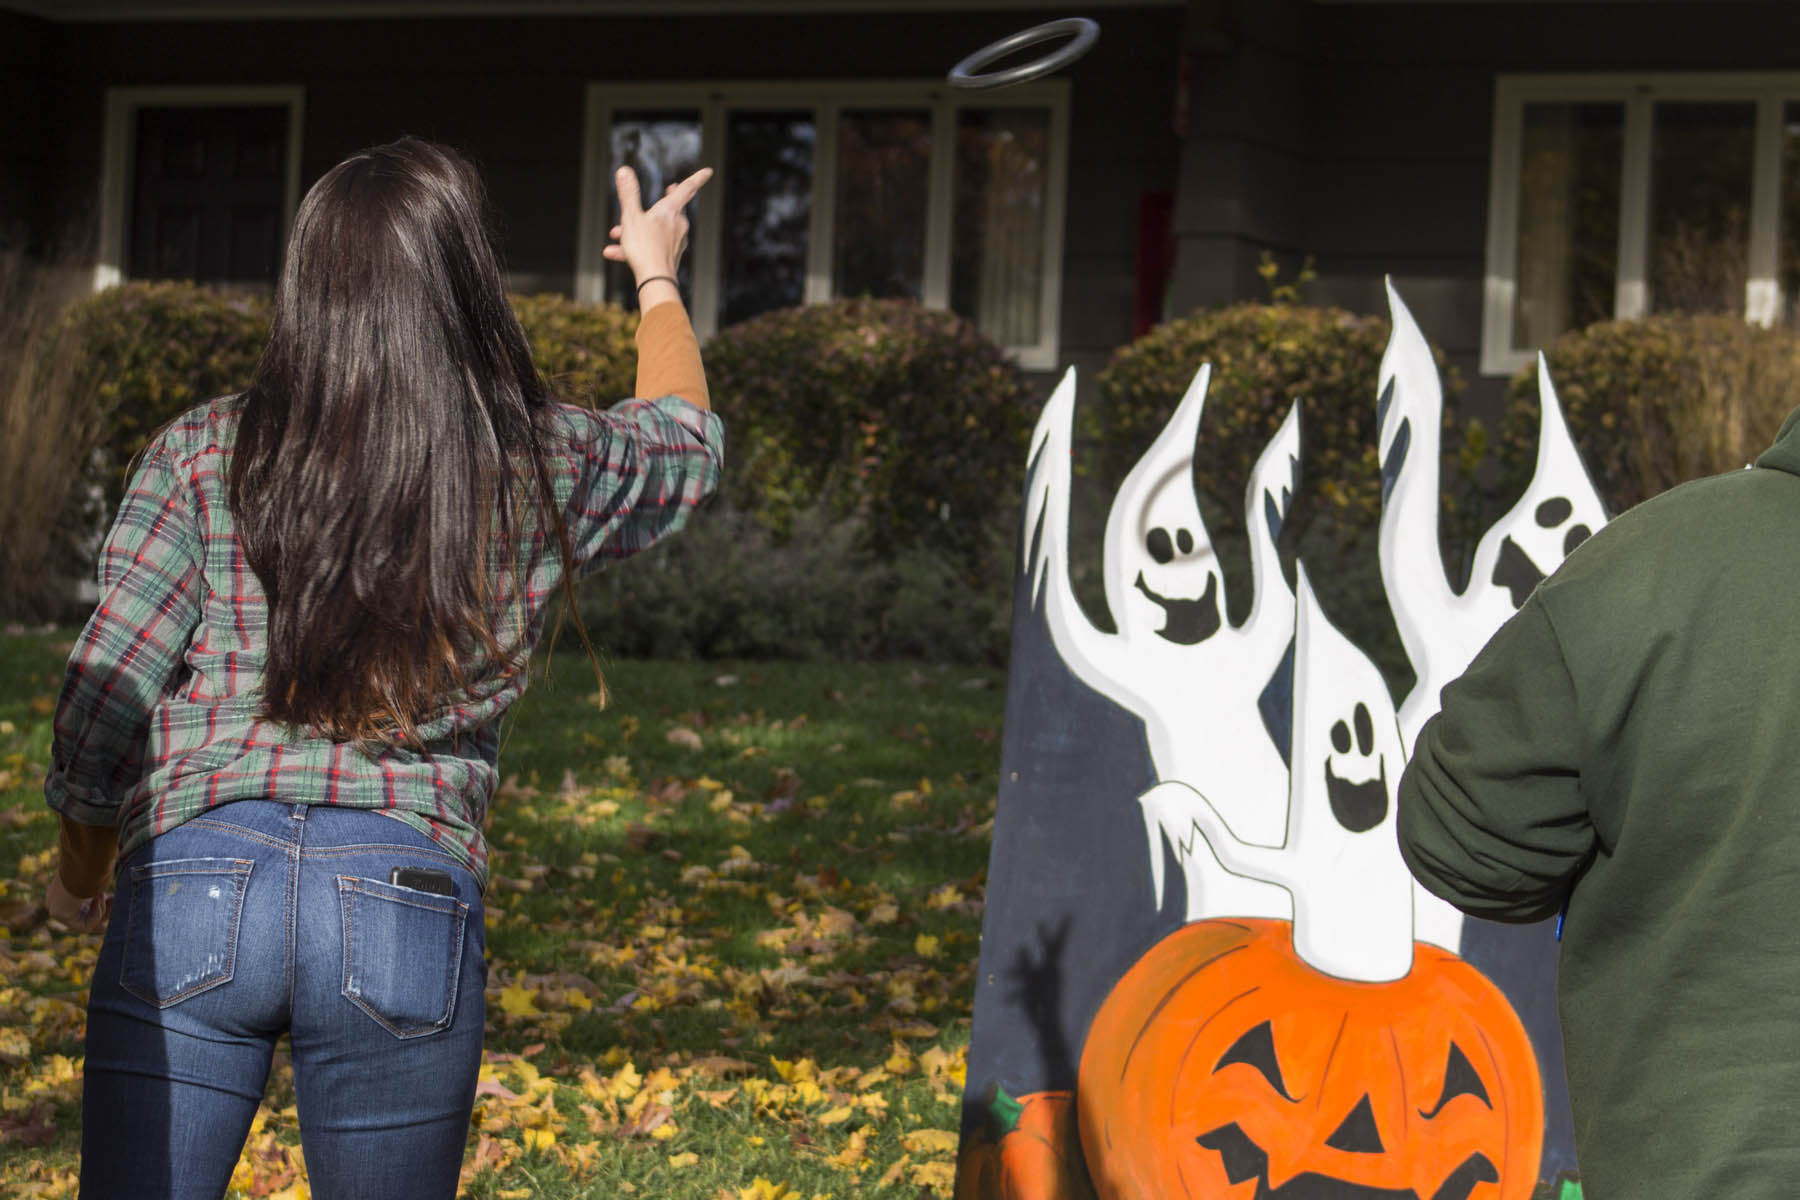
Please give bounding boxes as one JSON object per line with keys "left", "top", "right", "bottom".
{"left": 607, "top": 164, "right": 713, "bottom": 410}
{"left": 560, "top": 166, "right": 725, "bottom": 574}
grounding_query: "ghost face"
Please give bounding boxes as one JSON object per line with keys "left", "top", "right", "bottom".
{"left": 1491, "top": 496, "right": 1595, "bottom": 608}
{"left": 1111, "top": 460, "right": 1225, "bottom": 647}
{"left": 1324, "top": 702, "right": 1388, "bottom": 834}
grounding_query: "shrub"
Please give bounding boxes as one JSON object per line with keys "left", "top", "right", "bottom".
{"left": 703, "top": 299, "right": 1033, "bottom": 565}
{"left": 1499, "top": 314, "right": 1800, "bottom": 513}
{"left": 46, "top": 281, "right": 268, "bottom": 510}
{"left": 512, "top": 292, "right": 638, "bottom": 410}
{"left": 576, "top": 501, "right": 1014, "bottom": 664}
{"left": 1093, "top": 303, "right": 1468, "bottom": 537}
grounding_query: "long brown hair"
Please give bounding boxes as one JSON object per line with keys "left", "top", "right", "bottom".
{"left": 229, "top": 137, "right": 590, "bottom": 748}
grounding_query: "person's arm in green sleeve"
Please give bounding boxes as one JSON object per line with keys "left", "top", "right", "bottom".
{"left": 1397, "top": 594, "right": 1597, "bottom": 924}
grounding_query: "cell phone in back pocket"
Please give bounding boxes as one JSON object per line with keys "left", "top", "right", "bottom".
{"left": 389, "top": 866, "right": 456, "bottom": 896}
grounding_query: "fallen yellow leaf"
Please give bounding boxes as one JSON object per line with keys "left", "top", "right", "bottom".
{"left": 498, "top": 984, "right": 541, "bottom": 1017}
{"left": 902, "top": 1128, "right": 960, "bottom": 1155}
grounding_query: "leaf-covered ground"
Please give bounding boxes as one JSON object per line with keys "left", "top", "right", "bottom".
{"left": 0, "top": 625, "right": 1005, "bottom": 1198}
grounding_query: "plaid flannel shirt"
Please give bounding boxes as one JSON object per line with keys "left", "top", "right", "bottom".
{"left": 46, "top": 393, "right": 722, "bottom": 889}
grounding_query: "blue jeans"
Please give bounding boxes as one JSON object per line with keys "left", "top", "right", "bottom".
{"left": 80, "top": 801, "right": 487, "bottom": 1200}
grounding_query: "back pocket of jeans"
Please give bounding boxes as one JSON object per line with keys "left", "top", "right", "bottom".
{"left": 338, "top": 876, "right": 469, "bottom": 1039}
{"left": 121, "top": 858, "right": 254, "bottom": 1008}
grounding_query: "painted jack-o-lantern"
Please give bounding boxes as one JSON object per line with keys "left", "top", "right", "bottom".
{"left": 955, "top": 1087, "right": 1097, "bottom": 1200}
{"left": 1077, "top": 919, "right": 1542, "bottom": 1200}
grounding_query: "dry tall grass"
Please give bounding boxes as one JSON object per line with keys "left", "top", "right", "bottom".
{"left": 0, "top": 243, "right": 106, "bottom": 620}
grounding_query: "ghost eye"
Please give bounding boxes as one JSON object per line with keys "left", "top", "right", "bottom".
{"left": 1146, "top": 528, "right": 1175, "bottom": 564}
{"left": 1176, "top": 529, "right": 1195, "bottom": 554}
{"left": 1353, "top": 703, "right": 1373, "bottom": 754}
{"left": 1535, "top": 497, "right": 1573, "bottom": 527}
{"left": 1419, "top": 1042, "right": 1491, "bottom": 1118}
{"left": 1215, "top": 1021, "right": 1295, "bottom": 1100}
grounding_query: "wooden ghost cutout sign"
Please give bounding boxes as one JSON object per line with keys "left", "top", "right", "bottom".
{"left": 1024, "top": 365, "right": 1301, "bottom": 921}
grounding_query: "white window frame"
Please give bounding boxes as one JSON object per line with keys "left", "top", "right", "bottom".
{"left": 95, "top": 85, "right": 306, "bottom": 292}
{"left": 576, "top": 79, "right": 1070, "bottom": 370}
{"left": 1482, "top": 73, "right": 1798, "bottom": 376}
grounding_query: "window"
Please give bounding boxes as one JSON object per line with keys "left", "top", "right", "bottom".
{"left": 577, "top": 81, "right": 1069, "bottom": 369}
{"left": 97, "top": 87, "right": 305, "bottom": 291}
{"left": 1483, "top": 75, "right": 1800, "bottom": 376}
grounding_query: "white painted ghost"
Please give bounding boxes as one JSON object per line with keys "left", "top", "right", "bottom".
{"left": 1139, "top": 564, "right": 1414, "bottom": 982}
{"left": 1024, "top": 366, "right": 1301, "bottom": 922}
{"left": 1376, "top": 279, "right": 1608, "bottom": 951}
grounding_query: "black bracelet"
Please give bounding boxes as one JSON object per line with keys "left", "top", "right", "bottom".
{"left": 636, "top": 275, "right": 678, "bottom": 293}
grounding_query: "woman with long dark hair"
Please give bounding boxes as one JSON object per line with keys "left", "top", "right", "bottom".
{"left": 42, "top": 137, "right": 720, "bottom": 1198}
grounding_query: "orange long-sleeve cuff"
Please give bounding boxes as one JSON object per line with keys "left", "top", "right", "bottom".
{"left": 635, "top": 300, "right": 710, "bottom": 411}
{"left": 57, "top": 815, "right": 118, "bottom": 899}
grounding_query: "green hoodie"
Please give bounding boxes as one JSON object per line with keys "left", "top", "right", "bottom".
{"left": 1399, "top": 406, "right": 1800, "bottom": 1199}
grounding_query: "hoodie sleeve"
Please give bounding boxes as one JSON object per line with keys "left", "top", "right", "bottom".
{"left": 1397, "top": 593, "right": 1598, "bottom": 923}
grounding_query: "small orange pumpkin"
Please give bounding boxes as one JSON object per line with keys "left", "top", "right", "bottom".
{"left": 1077, "top": 918, "right": 1543, "bottom": 1200}
{"left": 956, "top": 1087, "right": 1097, "bottom": 1200}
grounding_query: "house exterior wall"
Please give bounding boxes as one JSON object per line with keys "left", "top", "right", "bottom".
{"left": 0, "top": 10, "right": 54, "bottom": 249}
{"left": 26, "top": 6, "right": 1184, "bottom": 387}
{"left": 1304, "top": 0, "right": 1800, "bottom": 406}
{"left": 1163, "top": 0, "right": 1800, "bottom": 414}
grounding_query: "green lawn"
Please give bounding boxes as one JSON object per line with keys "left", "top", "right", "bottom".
{"left": 0, "top": 626, "right": 1005, "bottom": 1198}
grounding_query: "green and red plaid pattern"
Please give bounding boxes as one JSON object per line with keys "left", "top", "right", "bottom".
{"left": 46, "top": 394, "right": 723, "bottom": 889}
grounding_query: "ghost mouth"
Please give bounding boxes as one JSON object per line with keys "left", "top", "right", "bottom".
{"left": 1197, "top": 1123, "right": 1500, "bottom": 1200}
{"left": 1325, "top": 759, "right": 1388, "bottom": 833}
{"left": 1491, "top": 535, "right": 1545, "bottom": 609}
{"left": 1134, "top": 571, "right": 1222, "bottom": 645}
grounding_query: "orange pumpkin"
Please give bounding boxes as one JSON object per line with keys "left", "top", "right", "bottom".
{"left": 956, "top": 1087, "right": 1097, "bottom": 1200}
{"left": 1077, "top": 918, "right": 1543, "bottom": 1200}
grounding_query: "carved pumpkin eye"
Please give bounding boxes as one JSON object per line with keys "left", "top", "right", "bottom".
{"left": 1214, "top": 1020, "right": 1295, "bottom": 1100}
{"left": 1420, "top": 1041, "right": 1492, "bottom": 1118}
{"left": 1325, "top": 1095, "right": 1384, "bottom": 1153}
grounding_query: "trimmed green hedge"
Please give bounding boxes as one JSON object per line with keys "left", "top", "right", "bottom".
{"left": 703, "top": 298, "right": 1033, "bottom": 565}
{"left": 512, "top": 292, "right": 638, "bottom": 412}
{"left": 46, "top": 282, "right": 269, "bottom": 507}
{"left": 18, "top": 286, "right": 1030, "bottom": 660}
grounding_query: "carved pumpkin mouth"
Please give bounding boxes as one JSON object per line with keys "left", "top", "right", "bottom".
{"left": 1133, "top": 570, "right": 1222, "bottom": 645}
{"left": 1196, "top": 1123, "right": 1500, "bottom": 1200}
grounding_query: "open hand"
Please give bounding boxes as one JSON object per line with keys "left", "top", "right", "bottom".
{"left": 602, "top": 165, "right": 713, "bottom": 288}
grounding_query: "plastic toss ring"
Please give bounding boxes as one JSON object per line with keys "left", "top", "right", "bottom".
{"left": 948, "top": 18, "right": 1100, "bottom": 90}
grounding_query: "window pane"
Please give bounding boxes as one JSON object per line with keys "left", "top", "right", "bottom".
{"left": 1512, "top": 102, "right": 1622, "bottom": 351}
{"left": 720, "top": 111, "right": 814, "bottom": 327}
{"left": 833, "top": 110, "right": 931, "bottom": 301}
{"left": 1648, "top": 101, "right": 1755, "bottom": 316}
{"left": 130, "top": 105, "right": 288, "bottom": 285}
{"left": 953, "top": 108, "right": 1050, "bottom": 348}
{"left": 608, "top": 112, "right": 702, "bottom": 311}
